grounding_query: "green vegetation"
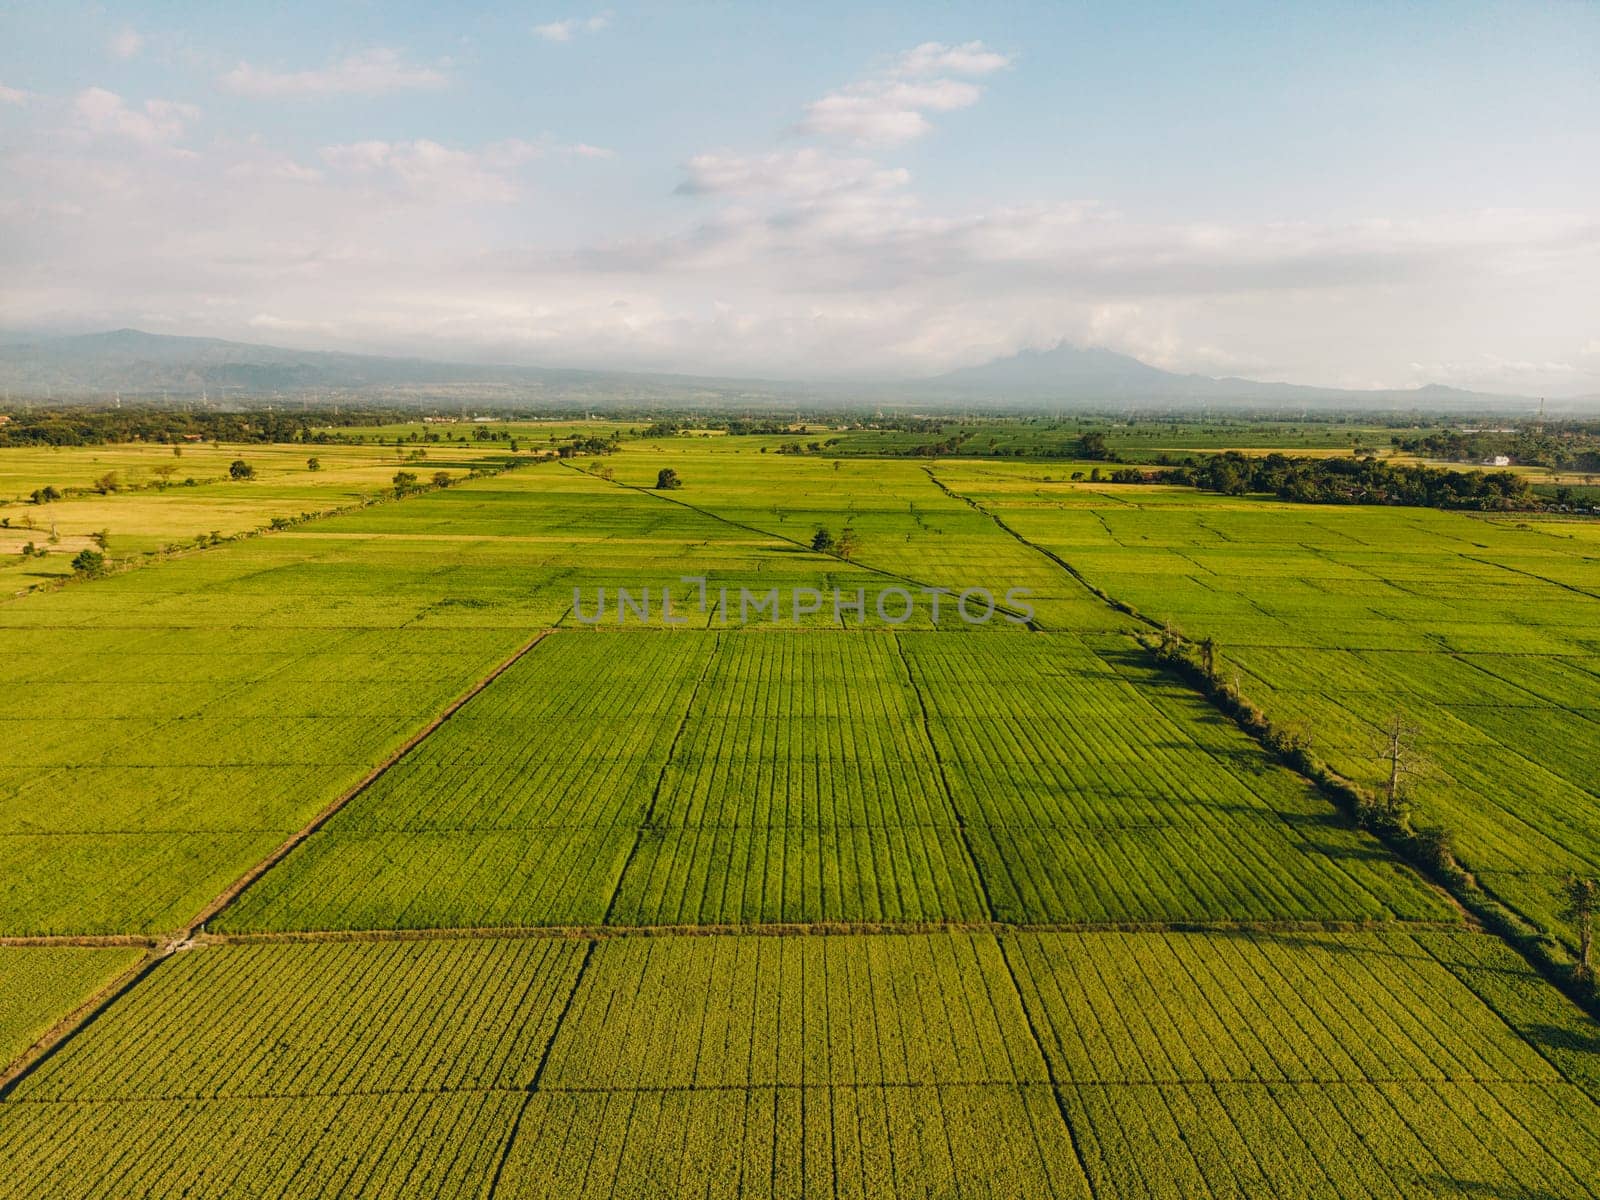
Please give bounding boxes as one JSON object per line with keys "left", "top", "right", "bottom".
{"left": 0, "top": 948, "right": 142, "bottom": 1066}
{"left": 1160, "top": 450, "right": 1538, "bottom": 509}
{"left": 0, "top": 418, "right": 1597, "bottom": 1196}
{"left": 4, "top": 932, "right": 1597, "bottom": 1197}
{"left": 929, "top": 462, "right": 1600, "bottom": 964}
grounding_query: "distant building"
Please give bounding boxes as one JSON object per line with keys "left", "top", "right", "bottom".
{"left": 1482, "top": 454, "right": 1512, "bottom": 467}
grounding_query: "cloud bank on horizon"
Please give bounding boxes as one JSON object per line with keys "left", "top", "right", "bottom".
{"left": 0, "top": 1, "right": 1596, "bottom": 395}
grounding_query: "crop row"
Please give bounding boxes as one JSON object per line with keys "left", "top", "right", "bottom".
{"left": 0, "top": 466, "right": 862, "bottom": 937}
{"left": 0, "top": 947, "right": 142, "bottom": 1067}
{"left": 18, "top": 930, "right": 1576, "bottom": 1103}
{"left": 5, "top": 930, "right": 1598, "bottom": 1197}
{"left": 962, "top": 480, "right": 1600, "bottom": 947}
{"left": 218, "top": 627, "right": 1446, "bottom": 931}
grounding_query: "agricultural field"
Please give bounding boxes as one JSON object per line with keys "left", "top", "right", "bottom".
{"left": 3, "top": 931, "right": 1597, "bottom": 1197}
{"left": 927, "top": 462, "right": 1600, "bottom": 941}
{"left": 0, "top": 462, "right": 853, "bottom": 934}
{"left": 0, "top": 947, "right": 143, "bottom": 1066}
{"left": 1, "top": 434, "right": 1597, "bottom": 1196}
{"left": 0, "top": 440, "right": 520, "bottom": 591}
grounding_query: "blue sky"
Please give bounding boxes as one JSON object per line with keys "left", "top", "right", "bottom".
{"left": 1, "top": 1, "right": 1596, "bottom": 391}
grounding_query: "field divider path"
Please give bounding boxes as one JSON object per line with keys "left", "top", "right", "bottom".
{"left": 1460, "top": 552, "right": 1600, "bottom": 603}
{"left": 186, "top": 916, "right": 1470, "bottom": 945}
{"left": 993, "top": 934, "right": 1097, "bottom": 1188}
{"left": 0, "top": 626, "right": 556, "bottom": 1098}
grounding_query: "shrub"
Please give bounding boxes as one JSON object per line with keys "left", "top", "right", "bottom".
{"left": 71, "top": 549, "right": 106, "bottom": 576}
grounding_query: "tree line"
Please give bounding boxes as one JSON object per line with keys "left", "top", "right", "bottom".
{"left": 1122, "top": 451, "right": 1541, "bottom": 510}
{"left": 0, "top": 406, "right": 422, "bottom": 448}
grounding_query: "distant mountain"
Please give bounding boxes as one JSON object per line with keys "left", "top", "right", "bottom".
{"left": 0, "top": 328, "right": 1569, "bottom": 413}
{"left": 0, "top": 329, "right": 616, "bottom": 396}
{"left": 928, "top": 344, "right": 1184, "bottom": 395}
{"left": 921, "top": 342, "right": 1535, "bottom": 410}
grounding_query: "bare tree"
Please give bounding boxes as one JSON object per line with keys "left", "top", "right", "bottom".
{"left": 1374, "top": 711, "right": 1424, "bottom": 826}
{"left": 1561, "top": 875, "right": 1597, "bottom": 985}
{"left": 1198, "top": 636, "right": 1217, "bottom": 678}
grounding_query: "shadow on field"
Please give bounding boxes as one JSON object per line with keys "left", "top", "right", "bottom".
{"left": 1428, "top": 1178, "right": 1573, "bottom": 1200}
{"left": 1295, "top": 838, "right": 1393, "bottom": 862}
{"left": 1522, "top": 1022, "right": 1600, "bottom": 1057}
{"left": 1208, "top": 928, "right": 1440, "bottom": 965}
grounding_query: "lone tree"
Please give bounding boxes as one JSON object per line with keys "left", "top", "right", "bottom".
{"left": 229, "top": 459, "right": 255, "bottom": 480}
{"left": 1561, "top": 875, "right": 1597, "bottom": 986}
{"left": 70, "top": 549, "right": 106, "bottom": 577}
{"left": 655, "top": 468, "right": 683, "bottom": 490}
{"left": 811, "top": 527, "right": 836, "bottom": 554}
{"left": 1374, "top": 710, "right": 1424, "bottom": 827}
{"left": 1075, "top": 431, "right": 1110, "bottom": 460}
{"left": 306, "top": 457, "right": 321, "bottom": 472}
{"left": 836, "top": 528, "right": 860, "bottom": 560}
{"left": 392, "top": 470, "right": 419, "bottom": 495}
{"left": 1198, "top": 635, "right": 1217, "bottom": 678}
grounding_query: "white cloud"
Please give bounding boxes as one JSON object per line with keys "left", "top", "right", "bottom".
{"left": 534, "top": 12, "right": 611, "bottom": 43}
{"left": 320, "top": 138, "right": 526, "bottom": 202}
{"left": 3, "top": 72, "right": 1597, "bottom": 391}
{"left": 0, "top": 84, "right": 31, "bottom": 106}
{"left": 893, "top": 41, "right": 1011, "bottom": 78}
{"left": 221, "top": 48, "right": 447, "bottom": 98}
{"left": 677, "top": 149, "right": 908, "bottom": 199}
{"left": 796, "top": 43, "right": 1008, "bottom": 145}
{"left": 225, "top": 156, "right": 324, "bottom": 183}
{"left": 73, "top": 88, "right": 198, "bottom": 147}
{"left": 800, "top": 79, "right": 984, "bottom": 145}
{"left": 315, "top": 135, "right": 610, "bottom": 202}
{"left": 109, "top": 28, "right": 145, "bottom": 60}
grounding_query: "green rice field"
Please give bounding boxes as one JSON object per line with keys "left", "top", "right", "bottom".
{"left": 2, "top": 435, "right": 1597, "bottom": 1196}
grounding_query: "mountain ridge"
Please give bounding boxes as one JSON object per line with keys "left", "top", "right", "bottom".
{"left": 0, "top": 328, "right": 1569, "bottom": 412}
{"left": 920, "top": 342, "right": 1533, "bottom": 408}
